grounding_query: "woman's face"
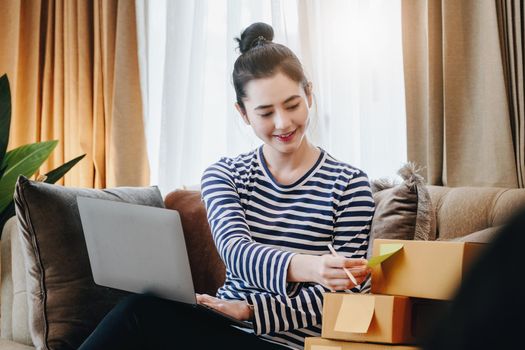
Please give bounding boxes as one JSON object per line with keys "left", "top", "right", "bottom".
{"left": 237, "top": 72, "right": 312, "bottom": 155}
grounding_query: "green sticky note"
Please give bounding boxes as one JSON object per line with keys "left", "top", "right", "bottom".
{"left": 367, "top": 243, "right": 404, "bottom": 267}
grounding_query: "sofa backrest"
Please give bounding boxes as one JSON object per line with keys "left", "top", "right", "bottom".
{"left": 428, "top": 185, "right": 525, "bottom": 240}
{"left": 3, "top": 185, "right": 525, "bottom": 346}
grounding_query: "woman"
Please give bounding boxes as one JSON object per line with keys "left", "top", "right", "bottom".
{"left": 79, "top": 22, "right": 374, "bottom": 350}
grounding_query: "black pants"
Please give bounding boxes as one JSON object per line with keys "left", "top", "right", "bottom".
{"left": 79, "top": 294, "right": 290, "bottom": 350}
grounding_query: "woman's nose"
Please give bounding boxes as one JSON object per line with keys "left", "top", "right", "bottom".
{"left": 274, "top": 110, "right": 291, "bottom": 130}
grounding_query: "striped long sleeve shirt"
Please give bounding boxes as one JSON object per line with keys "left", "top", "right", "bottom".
{"left": 200, "top": 145, "right": 375, "bottom": 349}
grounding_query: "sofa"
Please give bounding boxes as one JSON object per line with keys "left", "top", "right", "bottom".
{"left": 1, "top": 184, "right": 525, "bottom": 350}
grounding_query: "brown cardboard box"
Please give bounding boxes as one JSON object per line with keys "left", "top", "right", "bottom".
{"left": 322, "top": 293, "right": 414, "bottom": 344}
{"left": 371, "top": 239, "right": 485, "bottom": 300}
{"left": 305, "top": 337, "right": 420, "bottom": 350}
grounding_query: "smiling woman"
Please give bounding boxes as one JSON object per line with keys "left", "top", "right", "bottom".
{"left": 236, "top": 72, "right": 318, "bottom": 186}
{"left": 78, "top": 22, "right": 375, "bottom": 350}
{"left": 197, "top": 22, "right": 374, "bottom": 348}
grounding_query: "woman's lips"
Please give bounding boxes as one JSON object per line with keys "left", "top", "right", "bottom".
{"left": 274, "top": 130, "right": 296, "bottom": 142}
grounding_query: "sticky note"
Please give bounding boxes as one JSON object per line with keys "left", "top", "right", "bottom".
{"left": 367, "top": 243, "right": 404, "bottom": 267}
{"left": 334, "top": 294, "right": 375, "bottom": 333}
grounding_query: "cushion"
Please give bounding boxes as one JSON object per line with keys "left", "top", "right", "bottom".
{"left": 368, "top": 163, "right": 436, "bottom": 258}
{"left": 13, "top": 176, "right": 164, "bottom": 350}
{"left": 164, "top": 190, "right": 225, "bottom": 295}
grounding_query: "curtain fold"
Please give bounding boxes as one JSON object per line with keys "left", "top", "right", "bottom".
{"left": 402, "top": 0, "right": 518, "bottom": 187}
{"left": 496, "top": 0, "right": 525, "bottom": 188}
{"left": 0, "top": 0, "right": 149, "bottom": 188}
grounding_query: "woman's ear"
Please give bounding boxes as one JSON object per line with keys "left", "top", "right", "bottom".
{"left": 306, "top": 82, "right": 313, "bottom": 108}
{"left": 235, "top": 103, "right": 250, "bottom": 125}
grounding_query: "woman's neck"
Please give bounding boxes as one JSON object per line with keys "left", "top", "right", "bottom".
{"left": 262, "top": 138, "right": 319, "bottom": 175}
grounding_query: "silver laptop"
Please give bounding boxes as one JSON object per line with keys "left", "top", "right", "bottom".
{"left": 77, "top": 196, "right": 253, "bottom": 329}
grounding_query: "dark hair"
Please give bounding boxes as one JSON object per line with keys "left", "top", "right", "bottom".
{"left": 233, "top": 22, "right": 310, "bottom": 112}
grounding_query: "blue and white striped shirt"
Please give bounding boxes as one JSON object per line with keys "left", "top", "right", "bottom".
{"left": 200, "top": 145, "right": 375, "bottom": 349}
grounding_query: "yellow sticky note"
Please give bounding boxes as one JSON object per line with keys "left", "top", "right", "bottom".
{"left": 334, "top": 295, "right": 375, "bottom": 333}
{"left": 367, "top": 243, "right": 404, "bottom": 267}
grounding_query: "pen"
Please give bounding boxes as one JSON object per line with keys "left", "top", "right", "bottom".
{"left": 327, "top": 243, "right": 359, "bottom": 286}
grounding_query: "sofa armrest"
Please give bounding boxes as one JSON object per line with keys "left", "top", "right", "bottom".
{"left": 1, "top": 217, "right": 32, "bottom": 346}
{"left": 1, "top": 217, "right": 15, "bottom": 340}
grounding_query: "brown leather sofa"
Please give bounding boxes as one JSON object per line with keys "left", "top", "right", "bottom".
{"left": 1, "top": 185, "right": 525, "bottom": 349}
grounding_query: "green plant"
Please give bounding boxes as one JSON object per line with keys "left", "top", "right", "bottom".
{"left": 0, "top": 73, "right": 85, "bottom": 234}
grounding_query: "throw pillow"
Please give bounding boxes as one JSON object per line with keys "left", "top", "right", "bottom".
{"left": 164, "top": 190, "right": 225, "bottom": 295}
{"left": 13, "top": 176, "right": 164, "bottom": 350}
{"left": 367, "top": 163, "right": 436, "bottom": 258}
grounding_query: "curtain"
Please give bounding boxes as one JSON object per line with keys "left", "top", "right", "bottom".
{"left": 496, "top": 0, "right": 525, "bottom": 188}
{"left": 136, "top": 0, "right": 407, "bottom": 195}
{"left": 402, "top": 0, "right": 518, "bottom": 187}
{"left": 0, "top": 0, "right": 149, "bottom": 188}
{"left": 297, "top": 0, "right": 407, "bottom": 184}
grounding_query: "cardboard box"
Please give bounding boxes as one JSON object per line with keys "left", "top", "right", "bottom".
{"left": 305, "top": 337, "right": 420, "bottom": 350}
{"left": 322, "top": 293, "right": 414, "bottom": 344}
{"left": 371, "top": 239, "right": 486, "bottom": 300}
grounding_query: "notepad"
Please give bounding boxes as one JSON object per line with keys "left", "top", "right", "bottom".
{"left": 367, "top": 243, "right": 403, "bottom": 267}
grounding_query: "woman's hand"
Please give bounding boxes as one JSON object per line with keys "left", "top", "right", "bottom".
{"left": 196, "top": 294, "right": 253, "bottom": 321}
{"left": 315, "top": 255, "right": 371, "bottom": 291}
{"left": 288, "top": 254, "right": 371, "bottom": 291}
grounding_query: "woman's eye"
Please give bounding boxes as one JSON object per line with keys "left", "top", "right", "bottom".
{"left": 287, "top": 103, "right": 300, "bottom": 110}
{"left": 260, "top": 111, "right": 273, "bottom": 117}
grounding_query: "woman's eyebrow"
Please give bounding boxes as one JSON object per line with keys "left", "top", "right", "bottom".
{"left": 254, "top": 95, "right": 301, "bottom": 110}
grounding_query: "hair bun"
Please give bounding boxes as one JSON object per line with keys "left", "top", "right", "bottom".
{"left": 235, "top": 22, "right": 274, "bottom": 54}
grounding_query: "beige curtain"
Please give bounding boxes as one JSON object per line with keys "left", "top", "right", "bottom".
{"left": 496, "top": 0, "right": 525, "bottom": 188}
{"left": 402, "top": 0, "right": 518, "bottom": 187}
{"left": 0, "top": 0, "right": 149, "bottom": 188}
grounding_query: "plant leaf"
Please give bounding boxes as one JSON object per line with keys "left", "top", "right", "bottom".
{"left": 43, "top": 153, "right": 86, "bottom": 184}
{"left": 0, "top": 74, "right": 12, "bottom": 175}
{"left": 0, "top": 140, "right": 58, "bottom": 213}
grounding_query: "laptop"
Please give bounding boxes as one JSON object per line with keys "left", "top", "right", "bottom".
{"left": 76, "top": 196, "right": 253, "bottom": 329}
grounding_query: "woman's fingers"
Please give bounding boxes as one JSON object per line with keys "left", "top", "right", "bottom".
{"left": 348, "top": 266, "right": 371, "bottom": 277}
{"left": 329, "top": 279, "right": 359, "bottom": 291}
{"left": 196, "top": 293, "right": 219, "bottom": 304}
{"left": 324, "top": 255, "right": 368, "bottom": 269}
{"left": 321, "top": 266, "right": 371, "bottom": 290}
{"left": 343, "top": 258, "right": 368, "bottom": 268}
{"left": 324, "top": 266, "right": 370, "bottom": 279}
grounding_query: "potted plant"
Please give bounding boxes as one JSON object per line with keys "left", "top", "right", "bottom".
{"left": 0, "top": 73, "right": 85, "bottom": 235}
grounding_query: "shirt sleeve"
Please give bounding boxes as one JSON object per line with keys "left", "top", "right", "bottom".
{"left": 332, "top": 170, "right": 375, "bottom": 260}
{"left": 246, "top": 170, "right": 375, "bottom": 335}
{"left": 200, "top": 160, "right": 299, "bottom": 297}
{"left": 245, "top": 283, "right": 325, "bottom": 334}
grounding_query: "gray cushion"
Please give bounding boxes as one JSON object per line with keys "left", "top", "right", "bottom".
{"left": 13, "top": 176, "right": 164, "bottom": 350}
{"left": 368, "top": 163, "right": 436, "bottom": 258}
